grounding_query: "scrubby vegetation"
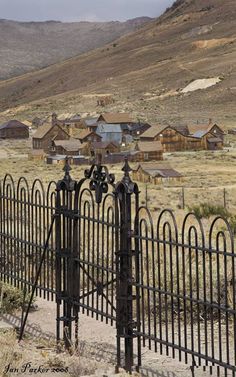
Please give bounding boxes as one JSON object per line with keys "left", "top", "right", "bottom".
{"left": 187, "top": 203, "right": 236, "bottom": 234}
{"left": 0, "top": 282, "right": 32, "bottom": 314}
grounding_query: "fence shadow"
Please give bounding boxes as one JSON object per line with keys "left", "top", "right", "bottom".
{"left": 76, "top": 339, "right": 181, "bottom": 377}
{"left": 0, "top": 312, "right": 55, "bottom": 341}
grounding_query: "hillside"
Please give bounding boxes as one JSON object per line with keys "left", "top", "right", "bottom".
{"left": 0, "top": 0, "right": 236, "bottom": 126}
{"left": 0, "top": 17, "right": 151, "bottom": 80}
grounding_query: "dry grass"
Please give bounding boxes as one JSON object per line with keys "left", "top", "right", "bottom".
{"left": 0, "top": 329, "right": 108, "bottom": 376}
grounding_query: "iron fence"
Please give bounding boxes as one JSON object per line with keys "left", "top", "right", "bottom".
{"left": 0, "top": 174, "right": 57, "bottom": 300}
{"left": 0, "top": 159, "right": 235, "bottom": 376}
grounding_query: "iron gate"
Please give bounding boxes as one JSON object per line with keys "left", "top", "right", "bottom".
{"left": 55, "top": 158, "right": 140, "bottom": 371}
{"left": 0, "top": 158, "right": 236, "bottom": 376}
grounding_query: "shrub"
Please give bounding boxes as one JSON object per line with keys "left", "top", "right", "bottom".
{"left": 188, "top": 203, "right": 236, "bottom": 234}
{"left": 187, "top": 203, "right": 230, "bottom": 219}
{"left": 0, "top": 283, "right": 33, "bottom": 314}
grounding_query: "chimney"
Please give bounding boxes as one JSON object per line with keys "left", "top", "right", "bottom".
{"left": 209, "top": 118, "right": 212, "bottom": 125}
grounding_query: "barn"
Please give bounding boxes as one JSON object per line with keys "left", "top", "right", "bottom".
{"left": 132, "top": 163, "right": 183, "bottom": 184}
{"left": 140, "top": 120, "right": 224, "bottom": 152}
{"left": 0, "top": 120, "right": 29, "bottom": 139}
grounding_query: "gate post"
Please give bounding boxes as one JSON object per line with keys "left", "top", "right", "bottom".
{"left": 116, "top": 158, "right": 138, "bottom": 374}
{"left": 55, "top": 158, "right": 76, "bottom": 349}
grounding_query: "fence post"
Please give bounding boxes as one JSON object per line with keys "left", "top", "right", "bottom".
{"left": 223, "top": 188, "right": 227, "bottom": 209}
{"left": 145, "top": 184, "right": 148, "bottom": 208}
{"left": 116, "top": 158, "right": 138, "bottom": 374}
{"left": 182, "top": 186, "right": 185, "bottom": 209}
{"left": 55, "top": 158, "right": 76, "bottom": 349}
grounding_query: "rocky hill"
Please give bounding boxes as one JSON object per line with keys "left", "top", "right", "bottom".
{"left": 0, "top": 17, "right": 152, "bottom": 80}
{"left": 0, "top": 0, "right": 235, "bottom": 126}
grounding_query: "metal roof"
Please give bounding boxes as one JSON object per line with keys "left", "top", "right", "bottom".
{"left": 97, "top": 123, "right": 122, "bottom": 133}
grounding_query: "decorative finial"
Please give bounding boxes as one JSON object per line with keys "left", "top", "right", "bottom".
{"left": 56, "top": 156, "right": 75, "bottom": 192}
{"left": 122, "top": 156, "right": 132, "bottom": 176}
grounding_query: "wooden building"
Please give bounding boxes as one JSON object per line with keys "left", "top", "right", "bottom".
{"left": 132, "top": 163, "right": 183, "bottom": 184}
{"left": 140, "top": 121, "right": 224, "bottom": 152}
{"left": 71, "top": 129, "right": 102, "bottom": 143}
{"left": 82, "top": 117, "right": 99, "bottom": 132}
{"left": 91, "top": 141, "right": 120, "bottom": 159}
{"left": 134, "top": 141, "right": 163, "bottom": 161}
{"left": 97, "top": 113, "right": 133, "bottom": 125}
{"left": 51, "top": 139, "right": 88, "bottom": 156}
{"left": 0, "top": 120, "right": 29, "bottom": 139}
{"left": 32, "top": 123, "right": 69, "bottom": 153}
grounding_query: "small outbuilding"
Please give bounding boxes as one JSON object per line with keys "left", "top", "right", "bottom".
{"left": 134, "top": 141, "right": 163, "bottom": 161}
{"left": 91, "top": 141, "right": 120, "bottom": 159}
{"left": 132, "top": 163, "right": 183, "bottom": 184}
{"left": 0, "top": 120, "right": 29, "bottom": 139}
{"left": 51, "top": 139, "right": 89, "bottom": 156}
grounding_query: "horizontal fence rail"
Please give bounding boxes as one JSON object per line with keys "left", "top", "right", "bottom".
{"left": 0, "top": 160, "right": 236, "bottom": 376}
{"left": 133, "top": 207, "right": 236, "bottom": 376}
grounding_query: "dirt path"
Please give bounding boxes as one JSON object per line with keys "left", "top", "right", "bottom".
{"left": 0, "top": 298, "right": 220, "bottom": 377}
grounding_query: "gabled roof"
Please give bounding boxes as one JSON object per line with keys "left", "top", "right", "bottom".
{"left": 141, "top": 122, "right": 223, "bottom": 140}
{"left": 98, "top": 113, "right": 133, "bottom": 124}
{"left": 92, "top": 141, "right": 119, "bottom": 149}
{"left": 137, "top": 141, "right": 163, "bottom": 152}
{"left": 0, "top": 120, "right": 29, "bottom": 130}
{"left": 140, "top": 125, "right": 170, "bottom": 138}
{"left": 73, "top": 129, "right": 101, "bottom": 141}
{"left": 187, "top": 122, "right": 224, "bottom": 137}
{"left": 33, "top": 123, "right": 68, "bottom": 139}
{"left": 133, "top": 163, "right": 182, "bottom": 178}
{"left": 54, "top": 138, "right": 85, "bottom": 151}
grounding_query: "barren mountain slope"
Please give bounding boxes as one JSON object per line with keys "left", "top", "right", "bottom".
{"left": 0, "top": 17, "right": 151, "bottom": 80}
{"left": 0, "top": 0, "right": 235, "bottom": 125}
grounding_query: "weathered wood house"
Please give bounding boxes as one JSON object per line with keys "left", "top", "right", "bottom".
{"left": 63, "top": 114, "right": 81, "bottom": 128}
{"left": 51, "top": 139, "right": 88, "bottom": 156}
{"left": 90, "top": 141, "right": 120, "bottom": 159}
{"left": 140, "top": 121, "right": 224, "bottom": 152}
{"left": 134, "top": 141, "right": 163, "bottom": 161}
{"left": 70, "top": 116, "right": 99, "bottom": 132}
{"left": 132, "top": 163, "right": 183, "bottom": 184}
{"left": 71, "top": 129, "right": 102, "bottom": 144}
{"left": 32, "top": 123, "right": 70, "bottom": 153}
{"left": 97, "top": 113, "right": 133, "bottom": 125}
{"left": 0, "top": 120, "right": 29, "bottom": 139}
